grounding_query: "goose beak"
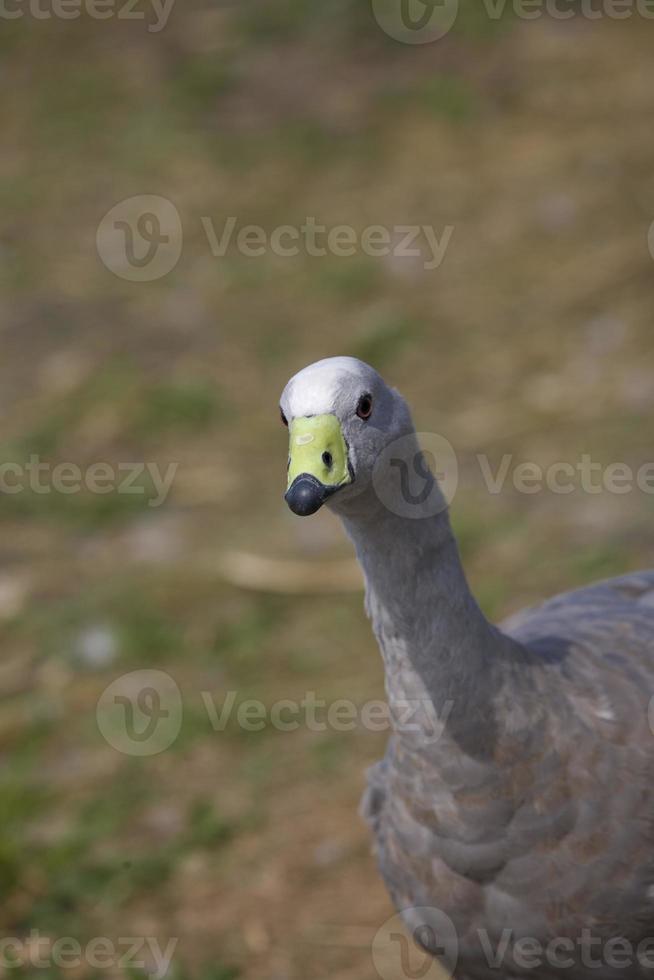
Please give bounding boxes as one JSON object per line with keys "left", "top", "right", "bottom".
{"left": 285, "top": 474, "right": 331, "bottom": 517}
{"left": 285, "top": 414, "right": 352, "bottom": 516}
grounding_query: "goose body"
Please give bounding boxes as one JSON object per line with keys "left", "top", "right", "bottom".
{"left": 280, "top": 357, "right": 654, "bottom": 979}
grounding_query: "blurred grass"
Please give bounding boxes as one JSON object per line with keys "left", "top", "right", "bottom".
{"left": 0, "top": 3, "right": 653, "bottom": 980}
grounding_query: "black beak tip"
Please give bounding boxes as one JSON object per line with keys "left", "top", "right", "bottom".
{"left": 285, "top": 475, "right": 328, "bottom": 517}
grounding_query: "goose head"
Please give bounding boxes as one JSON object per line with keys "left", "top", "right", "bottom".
{"left": 280, "top": 356, "right": 415, "bottom": 517}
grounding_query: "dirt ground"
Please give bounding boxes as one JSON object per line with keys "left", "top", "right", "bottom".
{"left": 1, "top": 4, "right": 654, "bottom": 979}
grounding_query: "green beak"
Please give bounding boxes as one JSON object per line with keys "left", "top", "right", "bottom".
{"left": 285, "top": 414, "right": 352, "bottom": 516}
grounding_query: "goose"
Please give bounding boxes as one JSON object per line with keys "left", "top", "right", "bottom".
{"left": 279, "top": 356, "right": 654, "bottom": 980}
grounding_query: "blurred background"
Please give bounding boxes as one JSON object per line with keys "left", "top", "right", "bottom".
{"left": 2, "top": 3, "right": 654, "bottom": 978}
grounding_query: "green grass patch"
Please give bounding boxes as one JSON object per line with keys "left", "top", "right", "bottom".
{"left": 33, "top": 65, "right": 126, "bottom": 145}
{"left": 380, "top": 74, "right": 480, "bottom": 123}
{"left": 310, "top": 732, "right": 348, "bottom": 774}
{"left": 12, "top": 586, "right": 183, "bottom": 671}
{"left": 25, "top": 781, "right": 235, "bottom": 933}
{"left": 349, "top": 314, "right": 421, "bottom": 370}
{"left": 563, "top": 542, "right": 633, "bottom": 587}
{"left": 315, "top": 258, "right": 382, "bottom": 304}
{"left": 0, "top": 466, "right": 163, "bottom": 528}
{"left": 136, "top": 381, "right": 224, "bottom": 438}
{"left": 213, "top": 595, "right": 290, "bottom": 671}
{"left": 168, "top": 56, "right": 236, "bottom": 115}
{"left": 18, "top": 361, "right": 138, "bottom": 457}
{"left": 454, "top": 0, "right": 516, "bottom": 37}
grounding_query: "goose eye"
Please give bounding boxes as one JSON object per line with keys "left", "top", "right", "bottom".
{"left": 356, "top": 394, "right": 373, "bottom": 420}
{"left": 280, "top": 408, "right": 288, "bottom": 427}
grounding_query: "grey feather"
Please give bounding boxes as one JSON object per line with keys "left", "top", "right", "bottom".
{"left": 280, "top": 358, "right": 654, "bottom": 979}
